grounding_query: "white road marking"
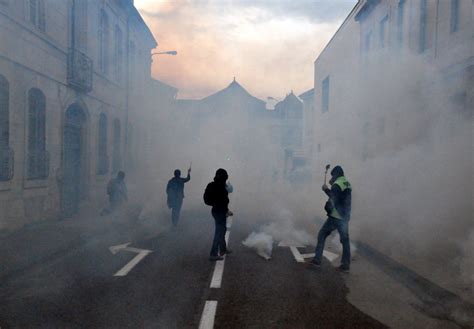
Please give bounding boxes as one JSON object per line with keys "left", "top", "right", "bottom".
{"left": 210, "top": 258, "right": 225, "bottom": 288}
{"left": 290, "top": 246, "right": 305, "bottom": 263}
{"left": 205, "top": 218, "right": 233, "bottom": 326}
{"left": 114, "top": 250, "right": 152, "bottom": 277}
{"left": 199, "top": 300, "right": 218, "bottom": 329}
{"left": 301, "top": 253, "right": 315, "bottom": 258}
{"left": 323, "top": 250, "right": 339, "bottom": 262}
{"left": 110, "top": 243, "right": 153, "bottom": 277}
{"left": 210, "top": 229, "right": 231, "bottom": 288}
{"left": 291, "top": 249, "right": 339, "bottom": 263}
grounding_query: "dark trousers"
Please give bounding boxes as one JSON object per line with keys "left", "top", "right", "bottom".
{"left": 171, "top": 198, "right": 183, "bottom": 227}
{"left": 314, "top": 217, "right": 351, "bottom": 267}
{"left": 210, "top": 208, "right": 227, "bottom": 257}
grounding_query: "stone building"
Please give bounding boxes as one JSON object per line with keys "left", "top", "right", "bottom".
{"left": 0, "top": 0, "right": 166, "bottom": 230}
{"left": 310, "top": 0, "right": 474, "bottom": 297}
{"left": 312, "top": 0, "right": 473, "bottom": 168}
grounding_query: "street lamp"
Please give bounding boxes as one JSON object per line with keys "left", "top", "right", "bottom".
{"left": 151, "top": 50, "right": 178, "bottom": 56}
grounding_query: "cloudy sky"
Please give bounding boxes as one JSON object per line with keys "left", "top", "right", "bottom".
{"left": 134, "top": 0, "right": 357, "bottom": 100}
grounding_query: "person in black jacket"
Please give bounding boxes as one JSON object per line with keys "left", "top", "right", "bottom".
{"left": 204, "top": 168, "right": 233, "bottom": 261}
{"left": 166, "top": 167, "right": 191, "bottom": 227}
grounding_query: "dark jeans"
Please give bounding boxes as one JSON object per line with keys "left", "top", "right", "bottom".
{"left": 210, "top": 208, "right": 227, "bottom": 257}
{"left": 171, "top": 198, "right": 183, "bottom": 227}
{"left": 314, "top": 217, "right": 351, "bottom": 267}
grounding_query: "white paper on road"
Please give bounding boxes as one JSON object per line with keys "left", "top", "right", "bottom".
{"left": 199, "top": 300, "right": 218, "bottom": 329}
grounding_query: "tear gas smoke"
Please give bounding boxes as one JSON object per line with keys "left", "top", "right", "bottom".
{"left": 242, "top": 232, "right": 273, "bottom": 260}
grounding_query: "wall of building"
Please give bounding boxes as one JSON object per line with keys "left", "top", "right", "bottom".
{"left": 0, "top": 0, "right": 159, "bottom": 230}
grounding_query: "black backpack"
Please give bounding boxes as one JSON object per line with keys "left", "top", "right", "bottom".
{"left": 203, "top": 182, "right": 216, "bottom": 206}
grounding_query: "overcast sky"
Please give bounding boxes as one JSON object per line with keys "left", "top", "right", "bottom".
{"left": 135, "top": 0, "right": 357, "bottom": 100}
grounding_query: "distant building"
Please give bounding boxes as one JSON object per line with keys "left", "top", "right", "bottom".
{"left": 0, "top": 1, "right": 170, "bottom": 229}
{"left": 272, "top": 91, "right": 312, "bottom": 183}
{"left": 299, "top": 88, "right": 315, "bottom": 159}
{"left": 175, "top": 78, "right": 267, "bottom": 160}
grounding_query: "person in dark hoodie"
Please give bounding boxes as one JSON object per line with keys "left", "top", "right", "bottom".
{"left": 166, "top": 167, "right": 191, "bottom": 227}
{"left": 309, "top": 165, "right": 352, "bottom": 272}
{"left": 204, "top": 168, "right": 233, "bottom": 261}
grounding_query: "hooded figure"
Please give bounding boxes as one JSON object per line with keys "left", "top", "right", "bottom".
{"left": 309, "top": 165, "right": 352, "bottom": 272}
{"left": 166, "top": 168, "right": 191, "bottom": 227}
{"left": 204, "top": 168, "right": 233, "bottom": 261}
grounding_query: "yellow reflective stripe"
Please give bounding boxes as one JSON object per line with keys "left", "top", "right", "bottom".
{"left": 330, "top": 176, "right": 351, "bottom": 219}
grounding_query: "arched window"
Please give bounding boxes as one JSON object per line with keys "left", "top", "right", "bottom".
{"left": 99, "top": 9, "right": 109, "bottom": 74}
{"left": 97, "top": 113, "right": 108, "bottom": 174}
{"left": 27, "top": 88, "right": 48, "bottom": 180}
{"left": 0, "top": 75, "right": 12, "bottom": 182}
{"left": 112, "top": 119, "right": 121, "bottom": 172}
{"left": 29, "top": 0, "right": 45, "bottom": 32}
{"left": 114, "top": 26, "right": 123, "bottom": 82}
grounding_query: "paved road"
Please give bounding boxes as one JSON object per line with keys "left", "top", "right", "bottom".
{"left": 1, "top": 211, "right": 466, "bottom": 328}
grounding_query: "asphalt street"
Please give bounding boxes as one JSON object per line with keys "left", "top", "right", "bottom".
{"left": 0, "top": 211, "right": 469, "bottom": 328}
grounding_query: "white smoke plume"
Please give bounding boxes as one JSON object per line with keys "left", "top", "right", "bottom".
{"left": 242, "top": 232, "right": 274, "bottom": 260}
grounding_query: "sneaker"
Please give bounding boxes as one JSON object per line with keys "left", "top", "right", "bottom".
{"left": 209, "top": 256, "right": 224, "bottom": 261}
{"left": 337, "top": 265, "right": 350, "bottom": 273}
{"left": 307, "top": 259, "right": 321, "bottom": 268}
{"left": 220, "top": 249, "right": 232, "bottom": 256}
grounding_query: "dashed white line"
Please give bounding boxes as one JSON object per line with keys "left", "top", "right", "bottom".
{"left": 200, "top": 217, "right": 233, "bottom": 328}
{"left": 198, "top": 300, "right": 218, "bottom": 329}
{"left": 210, "top": 258, "right": 225, "bottom": 288}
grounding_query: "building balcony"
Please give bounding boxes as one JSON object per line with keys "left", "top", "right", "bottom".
{"left": 0, "top": 146, "right": 14, "bottom": 181}
{"left": 67, "top": 48, "right": 93, "bottom": 93}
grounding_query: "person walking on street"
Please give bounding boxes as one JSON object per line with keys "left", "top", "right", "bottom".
{"left": 166, "top": 167, "right": 191, "bottom": 227}
{"left": 101, "top": 171, "right": 128, "bottom": 216}
{"left": 204, "top": 168, "right": 233, "bottom": 261}
{"left": 309, "top": 165, "right": 352, "bottom": 272}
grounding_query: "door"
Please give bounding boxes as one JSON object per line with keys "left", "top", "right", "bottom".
{"left": 62, "top": 104, "right": 86, "bottom": 217}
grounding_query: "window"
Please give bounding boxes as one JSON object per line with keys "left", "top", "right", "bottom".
{"left": 29, "top": 0, "right": 45, "bottom": 32}
{"left": 97, "top": 113, "right": 108, "bottom": 174}
{"left": 419, "top": 0, "right": 428, "bottom": 52}
{"left": 397, "top": 0, "right": 405, "bottom": 47}
{"left": 0, "top": 75, "right": 12, "bottom": 182}
{"left": 114, "top": 26, "right": 123, "bottom": 82}
{"left": 380, "top": 15, "right": 389, "bottom": 48}
{"left": 112, "top": 119, "right": 121, "bottom": 172}
{"left": 451, "top": 0, "right": 460, "bottom": 33}
{"left": 72, "top": 0, "right": 88, "bottom": 51}
{"left": 321, "top": 76, "right": 330, "bottom": 113}
{"left": 27, "top": 88, "right": 48, "bottom": 180}
{"left": 0, "top": 75, "right": 9, "bottom": 150}
{"left": 99, "top": 9, "right": 109, "bottom": 74}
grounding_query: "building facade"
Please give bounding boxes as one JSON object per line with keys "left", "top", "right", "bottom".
{"left": 0, "top": 0, "right": 162, "bottom": 230}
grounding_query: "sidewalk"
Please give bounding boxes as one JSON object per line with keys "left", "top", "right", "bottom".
{"left": 0, "top": 205, "right": 144, "bottom": 281}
